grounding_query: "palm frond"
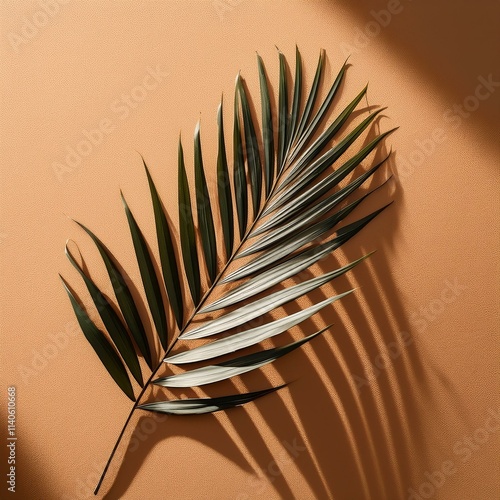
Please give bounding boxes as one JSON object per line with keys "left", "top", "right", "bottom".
{"left": 194, "top": 122, "right": 218, "bottom": 282}
{"left": 154, "top": 328, "right": 329, "bottom": 388}
{"left": 72, "top": 220, "right": 153, "bottom": 369}
{"left": 65, "top": 242, "right": 143, "bottom": 387}
{"left": 138, "top": 385, "right": 285, "bottom": 415}
{"left": 216, "top": 98, "right": 234, "bottom": 258}
{"left": 178, "top": 139, "right": 201, "bottom": 304}
{"left": 121, "top": 191, "right": 168, "bottom": 350}
{"left": 60, "top": 276, "right": 135, "bottom": 401}
{"left": 233, "top": 76, "right": 248, "bottom": 239}
{"left": 166, "top": 292, "right": 353, "bottom": 365}
{"left": 144, "top": 158, "right": 184, "bottom": 328}
{"left": 60, "top": 47, "right": 396, "bottom": 493}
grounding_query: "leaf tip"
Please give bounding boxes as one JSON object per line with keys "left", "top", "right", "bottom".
{"left": 59, "top": 273, "right": 70, "bottom": 291}
{"left": 119, "top": 190, "right": 129, "bottom": 210}
{"left": 64, "top": 239, "right": 72, "bottom": 256}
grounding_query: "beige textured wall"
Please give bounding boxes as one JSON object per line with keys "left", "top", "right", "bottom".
{"left": 1, "top": 1, "right": 498, "bottom": 499}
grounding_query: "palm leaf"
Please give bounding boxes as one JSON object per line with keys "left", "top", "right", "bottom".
{"left": 121, "top": 192, "right": 168, "bottom": 350}
{"left": 61, "top": 47, "right": 396, "bottom": 494}
{"left": 72, "top": 220, "right": 153, "bottom": 369}
{"left": 144, "top": 157, "right": 184, "bottom": 328}
{"left": 194, "top": 122, "right": 218, "bottom": 283}
{"left": 232, "top": 78, "right": 248, "bottom": 239}
{"left": 60, "top": 276, "right": 135, "bottom": 401}
{"left": 257, "top": 54, "right": 274, "bottom": 195}
{"left": 238, "top": 77, "right": 262, "bottom": 217}
{"left": 288, "top": 55, "right": 349, "bottom": 165}
{"left": 216, "top": 98, "right": 234, "bottom": 258}
{"left": 165, "top": 292, "right": 353, "bottom": 364}
{"left": 277, "top": 49, "right": 289, "bottom": 173}
{"left": 178, "top": 139, "right": 201, "bottom": 304}
{"left": 287, "top": 45, "right": 302, "bottom": 153}
{"left": 138, "top": 385, "right": 285, "bottom": 415}
{"left": 155, "top": 328, "right": 328, "bottom": 388}
{"left": 189, "top": 255, "right": 371, "bottom": 333}
{"left": 65, "top": 242, "right": 143, "bottom": 386}
{"left": 294, "top": 49, "right": 324, "bottom": 141}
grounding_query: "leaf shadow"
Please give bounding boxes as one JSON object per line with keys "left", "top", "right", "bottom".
{"left": 104, "top": 412, "right": 252, "bottom": 499}
{"left": 329, "top": 0, "right": 500, "bottom": 143}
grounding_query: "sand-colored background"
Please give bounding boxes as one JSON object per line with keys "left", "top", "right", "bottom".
{"left": 1, "top": 1, "right": 498, "bottom": 499}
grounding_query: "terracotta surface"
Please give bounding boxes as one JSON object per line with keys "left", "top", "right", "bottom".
{"left": 1, "top": 1, "right": 498, "bottom": 499}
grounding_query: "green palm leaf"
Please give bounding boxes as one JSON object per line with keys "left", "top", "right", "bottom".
{"left": 60, "top": 276, "right": 135, "bottom": 401}
{"left": 121, "top": 192, "right": 168, "bottom": 350}
{"left": 233, "top": 75, "right": 248, "bottom": 239}
{"left": 194, "top": 122, "right": 218, "bottom": 283}
{"left": 138, "top": 385, "right": 285, "bottom": 415}
{"left": 165, "top": 292, "right": 353, "bottom": 365}
{"left": 287, "top": 45, "right": 302, "bottom": 153}
{"left": 61, "top": 47, "right": 396, "bottom": 493}
{"left": 277, "top": 49, "right": 289, "bottom": 173}
{"left": 238, "top": 77, "right": 263, "bottom": 217}
{"left": 294, "top": 49, "right": 324, "bottom": 141}
{"left": 72, "top": 220, "right": 153, "bottom": 369}
{"left": 144, "top": 158, "right": 184, "bottom": 328}
{"left": 216, "top": 98, "right": 234, "bottom": 258}
{"left": 178, "top": 139, "right": 201, "bottom": 304}
{"left": 155, "top": 329, "right": 328, "bottom": 387}
{"left": 65, "top": 242, "right": 143, "bottom": 386}
{"left": 257, "top": 54, "right": 274, "bottom": 195}
{"left": 190, "top": 255, "right": 371, "bottom": 331}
